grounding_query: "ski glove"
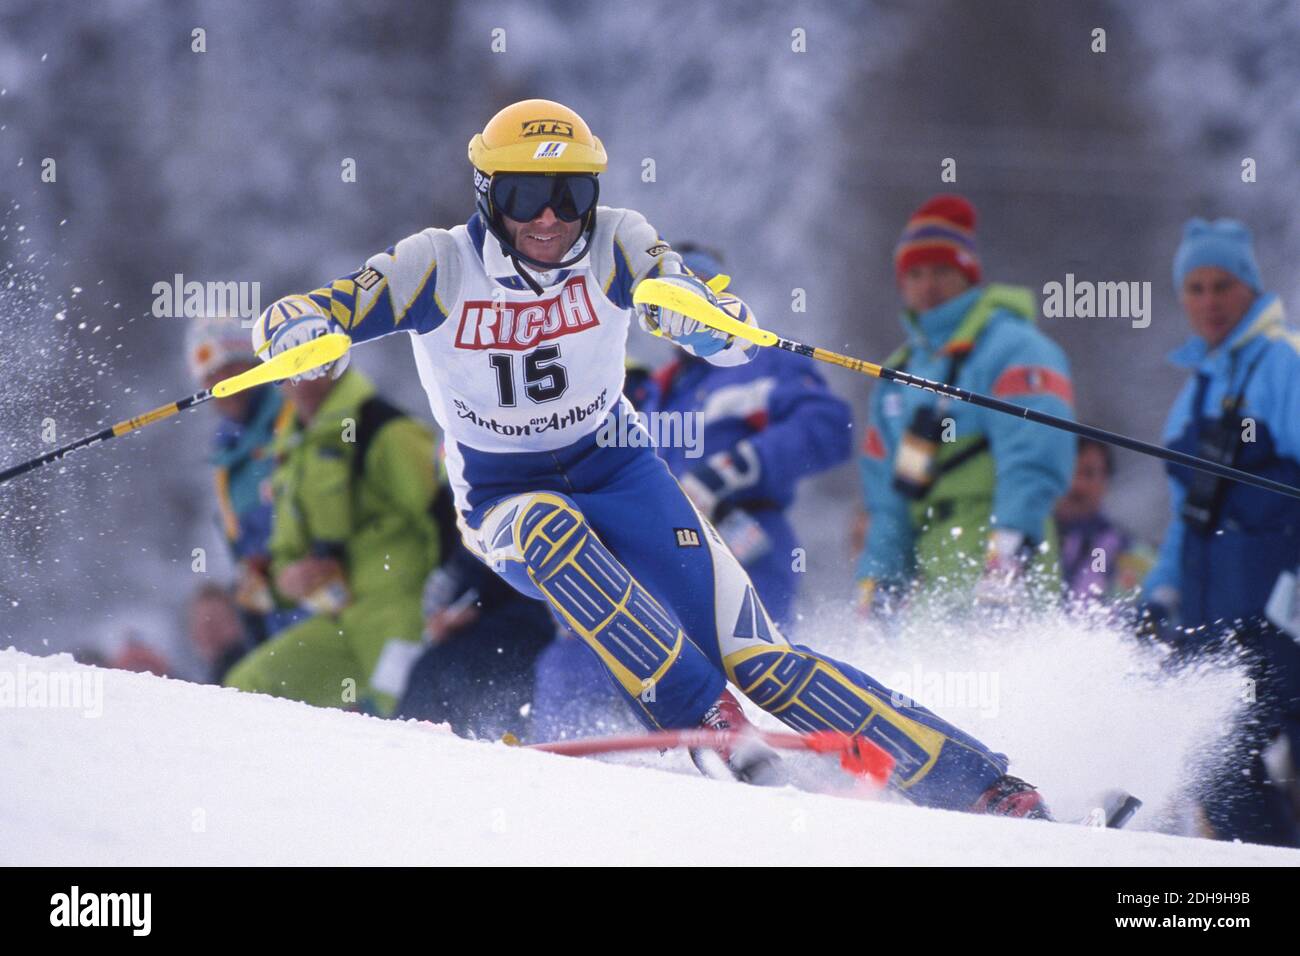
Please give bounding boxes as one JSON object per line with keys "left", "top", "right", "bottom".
{"left": 636, "top": 273, "right": 730, "bottom": 358}
{"left": 252, "top": 295, "right": 351, "bottom": 382}
{"left": 972, "top": 529, "right": 1033, "bottom": 607}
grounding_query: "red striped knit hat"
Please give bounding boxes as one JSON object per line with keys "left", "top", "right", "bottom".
{"left": 894, "top": 194, "right": 982, "bottom": 285}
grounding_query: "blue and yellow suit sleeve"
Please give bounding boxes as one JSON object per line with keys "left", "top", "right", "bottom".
{"left": 300, "top": 228, "right": 465, "bottom": 344}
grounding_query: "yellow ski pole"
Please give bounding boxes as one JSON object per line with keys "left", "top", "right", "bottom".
{"left": 0, "top": 332, "right": 350, "bottom": 486}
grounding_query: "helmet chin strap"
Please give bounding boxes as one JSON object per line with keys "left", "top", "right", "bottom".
{"left": 475, "top": 190, "right": 597, "bottom": 295}
{"left": 510, "top": 255, "right": 546, "bottom": 296}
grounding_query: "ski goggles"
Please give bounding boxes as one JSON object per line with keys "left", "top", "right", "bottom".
{"left": 489, "top": 173, "right": 599, "bottom": 223}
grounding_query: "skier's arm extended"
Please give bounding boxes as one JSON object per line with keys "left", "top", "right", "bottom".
{"left": 252, "top": 229, "right": 463, "bottom": 372}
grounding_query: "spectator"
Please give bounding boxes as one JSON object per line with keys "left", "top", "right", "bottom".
{"left": 184, "top": 316, "right": 299, "bottom": 644}
{"left": 857, "top": 194, "right": 1075, "bottom": 615}
{"left": 107, "top": 637, "right": 171, "bottom": 677}
{"left": 189, "top": 583, "right": 250, "bottom": 684}
{"left": 1142, "top": 218, "right": 1300, "bottom": 847}
{"left": 224, "top": 367, "right": 440, "bottom": 716}
{"left": 1054, "top": 438, "right": 1153, "bottom": 605}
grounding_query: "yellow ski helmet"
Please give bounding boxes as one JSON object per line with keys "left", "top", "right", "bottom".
{"left": 469, "top": 99, "right": 607, "bottom": 277}
{"left": 468, "top": 98, "right": 607, "bottom": 175}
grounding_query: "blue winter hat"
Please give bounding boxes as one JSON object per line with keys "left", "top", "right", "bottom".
{"left": 1172, "top": 218, "right": 1262, "bottom": 292}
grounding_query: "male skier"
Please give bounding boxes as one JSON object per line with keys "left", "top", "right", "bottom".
{"left": 252, "top": 99, "right": 1048, "bottom": 818}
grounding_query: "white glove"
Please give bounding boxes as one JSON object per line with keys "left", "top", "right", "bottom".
{"left": 252, "top": 295, "right": 350, "bottom": 382}
{"left": 972, "top": 529, "right": 1030, "bottom": 607}
{"left": 636, "top": 274, "right": 730, "bottom": 358}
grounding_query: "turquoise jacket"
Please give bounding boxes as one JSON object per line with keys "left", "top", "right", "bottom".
{"left": 1143, "top": 293, "right": 1300, "bottom": 625}
{"left": 211, "top": 386, "right": 290, "bottom": 562}
{"left": 858, "top": 284, "right": 1076, "bottom": 584}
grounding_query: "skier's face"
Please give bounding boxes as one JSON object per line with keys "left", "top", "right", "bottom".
{"left": 1180, "top": 266, "right": 1255, "bottom": 349}
{"left": 502, "top": 206, "right": 582, "bottom": 267}
{"left": 900, "top": 263, "right": 971, "bottom": 314}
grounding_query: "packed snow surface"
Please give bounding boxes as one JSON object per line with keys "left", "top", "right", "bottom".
{"left": 3, "top": 648, "right": 1296, "bottom": 866}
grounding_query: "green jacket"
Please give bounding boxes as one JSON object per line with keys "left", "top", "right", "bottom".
{"left": 859, "top": 285, "right": 1075, "bottom": 601}
{"left": 269, "top": 369, "right": 441, "bottom": 604}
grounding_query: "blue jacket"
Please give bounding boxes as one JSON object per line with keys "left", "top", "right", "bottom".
{"left": 648, "top": 348, "right": 853, "bottom": 625}
{"left": 1144, "top": 294, "right": 1300, "bottom": 626}
{"left": 211, "top": 386, "right": 288, "bottom": 563}
{"left": 858, "top": 284, "right": 1076, "bottom": 584}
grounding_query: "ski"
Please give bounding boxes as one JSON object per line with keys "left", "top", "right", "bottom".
{"left": 524, "top": 729, "right": 1143, "bottom": 830}
{"left": 1077, "top": 790, "right": 1144, "bottom": 830}
{"left": 521, "top": 728, "right": 896, "bottom": 788}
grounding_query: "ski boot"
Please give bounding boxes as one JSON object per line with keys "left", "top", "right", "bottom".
{"left": 690, "top": 689, "right": 788, "bottom": 786}
{"left": 973, "top": 774, "right": 1054, "bottom": 820}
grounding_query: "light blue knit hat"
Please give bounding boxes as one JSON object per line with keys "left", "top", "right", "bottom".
{"left": 1173, "top": 218, "right": 1262, "bottom": 292}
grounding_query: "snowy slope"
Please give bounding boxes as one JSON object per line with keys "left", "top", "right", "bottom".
{"left": 2, "top": 648, "right": 1296, "bottom": 867}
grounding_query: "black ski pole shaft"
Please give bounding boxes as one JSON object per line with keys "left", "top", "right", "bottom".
{"left": 0, "top": 391, "right": 213, "bottom": 486}
{"left": 0, "top": 331, "right": 351, "bottom": 489}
